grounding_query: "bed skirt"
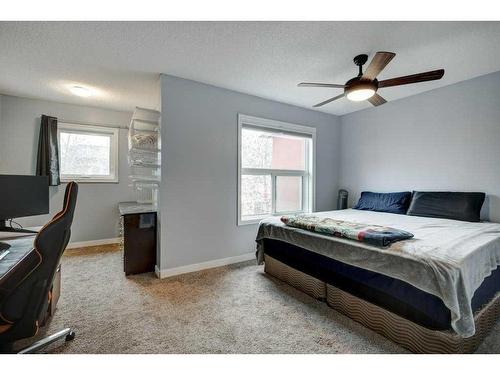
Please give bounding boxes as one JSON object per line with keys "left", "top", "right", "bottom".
{"left": 264, "top": 255, "right": 326, "bottom": 300}
{"left": 263, "top": 254, "right": 500, "bottom": 354}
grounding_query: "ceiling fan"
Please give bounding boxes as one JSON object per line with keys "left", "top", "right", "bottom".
{"left": 298, "top": 52, "right": 445, "bottom": 108}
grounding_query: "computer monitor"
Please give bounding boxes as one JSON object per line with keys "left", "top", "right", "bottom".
{"left": 0, "top": 174, "right": 49, "bottom": 232}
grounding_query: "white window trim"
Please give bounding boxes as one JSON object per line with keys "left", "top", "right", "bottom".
{"left": 237, "top": 114, "right": 316, "bottom": 226}
{"left": 57, "top": 122, "right": 119, "bottom": 183}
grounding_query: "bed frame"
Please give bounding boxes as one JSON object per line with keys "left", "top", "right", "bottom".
{"left": 264, "top": 255, "right": 500, "bottom": 354}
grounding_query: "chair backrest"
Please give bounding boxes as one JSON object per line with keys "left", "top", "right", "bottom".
{"left": 0, "top": 181, "right": 78, "bottom": 342}
{"left": 34, "top": 181, "right": 78, "bottom": 265}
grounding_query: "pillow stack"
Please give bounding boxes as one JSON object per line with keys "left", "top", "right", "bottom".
{"left": 353, "top": 190, "right": 485, "bottom": 222}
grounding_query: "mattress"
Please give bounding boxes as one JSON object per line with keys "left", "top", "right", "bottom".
{"left": 256, "top": 209, "right": 500, "bottom": 337}
{"left": 263, "top": 238, "right": 500, "bottom": 330}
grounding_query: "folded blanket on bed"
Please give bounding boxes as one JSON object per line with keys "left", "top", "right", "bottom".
{"left": 280, "top": 214, "right": 414, "bottom": 247}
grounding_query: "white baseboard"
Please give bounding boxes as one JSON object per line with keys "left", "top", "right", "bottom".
{"left": 155, "top": 264, "right": 161, "bottom": 278}
{"left": 66, "top": 237, "right": 120, "bottom": 249}
{"left": 156, "top": 252, "right": 255, "bottom": 279}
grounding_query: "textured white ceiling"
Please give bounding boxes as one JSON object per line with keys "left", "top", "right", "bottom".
{"left": 0, "top": 21, "right": 499, "bottom": 115}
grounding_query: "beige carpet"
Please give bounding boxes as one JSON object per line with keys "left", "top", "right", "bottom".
{"left": 27, "top": 245, "right": 500, "bottom": 353}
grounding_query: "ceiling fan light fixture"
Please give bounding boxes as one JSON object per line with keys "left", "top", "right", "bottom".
{"left": 346, "top": 88, "right": 376, "bottom": 102}
{"left": 69, "top": 85, "right": 92, "bottom": 97}
{"left": 344, "top": 79, "right": 378, "bottom": 102}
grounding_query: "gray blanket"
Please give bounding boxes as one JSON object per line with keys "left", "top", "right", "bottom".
{"left": 256, "top": 209, "right": 500, "bottom": 338}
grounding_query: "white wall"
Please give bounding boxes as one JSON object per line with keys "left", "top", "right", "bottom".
{"left": 0, "top": 94, "right": 135, "bottom": 242}
{"left": 339, "top": 71, "right": 500, "bottom": 222}
{"left": 159, "top": 75, "right": 341, "bottom": 270}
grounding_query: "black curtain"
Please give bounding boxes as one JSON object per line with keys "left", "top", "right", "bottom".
{"left": 36, "top": 115, "right": 60, "bottom": 186}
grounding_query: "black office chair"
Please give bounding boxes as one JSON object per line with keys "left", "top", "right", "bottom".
{"left": 0, "top": 181, "right": 78, "bottom": 353}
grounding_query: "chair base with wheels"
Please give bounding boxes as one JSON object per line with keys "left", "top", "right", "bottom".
{"left": 0, "top": 328, "right": 75, "bottom": 354}
{"left": 17, "top": 328, "right": 75, "bottom": 354}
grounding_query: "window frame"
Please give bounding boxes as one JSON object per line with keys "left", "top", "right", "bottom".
{"left": 57, "top": 122, "right": 119, "bottom": 183}
{"left": 237, "top": 114, "right": 316, "bottom": 226}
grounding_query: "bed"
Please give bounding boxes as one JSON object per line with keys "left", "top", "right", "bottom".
{"left": 256, "top": 208, "right": 500, "bottom": 353}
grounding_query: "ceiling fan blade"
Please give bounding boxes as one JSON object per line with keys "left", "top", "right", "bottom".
{"left": 368, "top": 93, "right": 387, "bottom": 107}
{"left": 362, "top": 51, "right": 396, "bottom": 80}
{"left": 378, "top": 69, "right": 445, "bottom": 88}
{"left": 313, "top": 94, "right": 345, "bottom": 108}
{"left": 298, "top": 82, "right": 345, "bottom": 88}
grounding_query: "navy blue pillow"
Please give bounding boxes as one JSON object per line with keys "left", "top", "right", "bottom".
{"left": 407, "top": 191, "right": 485, "bottom": 222}
{"left": 353, "top": 191, "right": 412, "bottom": 215}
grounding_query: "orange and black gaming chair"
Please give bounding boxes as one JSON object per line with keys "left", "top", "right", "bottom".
{"left": 0, "top": 181, "right": 78, "bottom": 353}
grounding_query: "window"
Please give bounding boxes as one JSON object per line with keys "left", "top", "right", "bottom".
{"left": 238, "top": 114, "right": 315, "bottom": 225}
{"left": 57, "top": 122, "right": 119, "bottom": 183}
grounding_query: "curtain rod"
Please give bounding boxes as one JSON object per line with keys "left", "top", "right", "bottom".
{"left": 57, "top": 118, "right": 129, "bottom": 130}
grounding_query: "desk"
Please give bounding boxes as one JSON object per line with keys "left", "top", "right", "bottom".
{"left": 0, "top": 226, "right": 42, "bottom": 241}
{"left": 0, "top": 236, "right": 39, "bottom": 285}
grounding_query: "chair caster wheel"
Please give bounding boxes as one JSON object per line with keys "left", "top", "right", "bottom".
{"left": 65, "top": 331, "right": 75, "bottom": 341}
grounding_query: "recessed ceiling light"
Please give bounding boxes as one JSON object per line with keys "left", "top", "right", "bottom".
{"left": 69, "top": 86, "right": 92, "bottom": 97}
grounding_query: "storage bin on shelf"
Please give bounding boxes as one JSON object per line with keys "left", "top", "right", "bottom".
{"left": 133, "top": 187, "right": 158, "bottom": 205}
{"left": 129, "top": 165, "right": 160, "bottom": 181}
{"left": 130, "top": 179, "right": 159, "bottom": 205}
{"left": 129, "top": 130, "right": 159, "bottom": 152}
{"left": 128, "top": 110, "right": 160, "bottom": 152}
{"left": 128, "top": 149, "right": 161, "bottom": 167}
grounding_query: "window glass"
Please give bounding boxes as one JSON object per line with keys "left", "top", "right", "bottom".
{"left": 240, "top": 174, "right": 272, "bottom": 220}
{"left": 60, "top": 131, "right": 111, "bottom": 176}
{"left": 276, "top": 176, "right": 303, "bottom": 213}
{"left": 57, "top": 123, "right": 118, "bottom": 183}
{"left": 238, "top": 116, "right": 314, "bottom": 225}
{"left": 241, "top": 128, "right": 306, "bottom": 170}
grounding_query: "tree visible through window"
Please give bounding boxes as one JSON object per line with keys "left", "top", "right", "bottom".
{"left": 58, "top": 123, "right": 119, "bottom": 183}
{"left": 60, "top": 132, "right": 111, "bottom": 176}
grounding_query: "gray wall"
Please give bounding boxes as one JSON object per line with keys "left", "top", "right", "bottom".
{"left": 4, "top": 71, "right": 495, "bottom": 269}
{"left": 0, "top": 94, "right": 135, "bottom": 242}
{"left": 160, "top": 75, "right": 341, "bottom": 270}
{"left": 339, "top": 71, "right": 500, "bottom": 222}
{"left": 0, "top": 96, "right": 2, "bottom": 144}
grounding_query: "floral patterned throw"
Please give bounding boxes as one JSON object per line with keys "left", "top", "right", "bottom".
{"left": 280, "top": 214, "right": 414, "bottom": 247}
